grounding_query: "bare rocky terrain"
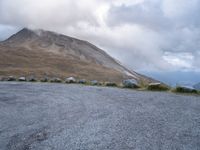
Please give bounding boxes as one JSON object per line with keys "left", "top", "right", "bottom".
{"left": 0, "top": 82, "right": 200, "bottom": 150}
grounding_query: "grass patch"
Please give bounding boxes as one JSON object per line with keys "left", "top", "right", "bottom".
{"left": 147, "top": 84, "right": 170, "bottom": 91}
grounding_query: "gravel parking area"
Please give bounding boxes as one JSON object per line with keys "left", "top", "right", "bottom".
{"left": 0, "top": 82, "right": 200, "bottom": 150}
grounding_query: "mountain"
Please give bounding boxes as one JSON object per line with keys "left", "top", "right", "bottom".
{"left": 0, "top": 28, "right": 155, "bottom": 84}
{"left": 193, "top": 83, "right": 200, "bottom": 90}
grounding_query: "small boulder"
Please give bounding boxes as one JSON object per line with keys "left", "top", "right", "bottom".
{"left": 7, "top": 76, "right": 16, "bottom": 81}
{"left": 65, "top": 77, "right": 76, "bottom": 83}
{"left": 123, "top": 79, "right": 139, "bottom": 88}
{"left": 50, "top": 78, "right": 62, "bottom": 83}
{"left": 28, "top": 76, "right": 37, "bottom": 82}
{"left": 78, "top": 79, "right": 86, "bottom": 84}
{"left": 91, "top": 80, "right": 101, "bottom": 86}
{"left": 18, "top": 77, "right": 26, "bottom": 81}
{"left": 105, "top": 82, "right": 117, "bottom": 87}
{"left": 40, "top": 77, "right": 49, "bottom": 82}
{"left": 176, "top": 86, "right": 197, "bottom": 93}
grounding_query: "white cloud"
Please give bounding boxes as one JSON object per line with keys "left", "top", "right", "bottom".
{"left": 163, "top": 52, "right": 194, "bottom": 70}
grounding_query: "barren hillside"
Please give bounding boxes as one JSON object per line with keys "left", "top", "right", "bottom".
{"left": 0, "top": 28, "right": 155, "bottom": 83}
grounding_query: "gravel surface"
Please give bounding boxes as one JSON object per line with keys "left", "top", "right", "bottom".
{"left": 0, "top": 82, "right": 200, "bottom": 150}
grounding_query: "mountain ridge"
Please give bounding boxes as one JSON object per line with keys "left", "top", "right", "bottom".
{"left": 0, "top": 28, "right": 156, "bottom": 84}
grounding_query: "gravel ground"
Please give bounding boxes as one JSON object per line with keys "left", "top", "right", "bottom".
{"left": 0, "top": 82, "right": 200, "bottom": 150}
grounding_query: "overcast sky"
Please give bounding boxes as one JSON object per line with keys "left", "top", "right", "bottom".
{"left": 0, "top": 0, "right": 200, "bottom": 73}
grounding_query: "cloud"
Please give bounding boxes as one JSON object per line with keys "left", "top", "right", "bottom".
{"left": 107, "top": 0, "right": 170, "bottom": 30}
{"left": 163, "top": 52, "right": 194, "bottom": 70}
{"left": 0, "top": 0, "right": 199, "bottom": 72}
{"left": 0, "top": 24, "right": 19, "bottom": 40}
{"left": 0, "top": 0, "right": 100, "bottom": 28}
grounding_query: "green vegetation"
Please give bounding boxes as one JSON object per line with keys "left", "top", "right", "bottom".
{"left": 147, "top": 84, "right": 170, "bottom": 91}
{"left": 173, "top": 86, "right": 198, "bottom": 94}
{"left": 105, "top": 82, "right": 117, "bottom": 87}
{"left": 50, "top": 78, "right": 62, "bottom": 83}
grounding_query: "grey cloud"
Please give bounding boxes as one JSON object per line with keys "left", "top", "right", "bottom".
{"left": 0, "top": 24, "right": 20, "bottom": 40}
{"left": 105, "top": 0, "right": 200, "bottom": 71}
{"left": 0, "top": 0, "right": 200, "bottom": 72}
{"left": 0, "top": 0, "right": 99, "bottom": 29}
{"left": 107, "top": 1, "right": 172, "bottom": 30}
{"left": 107, "top": 0, "right": 200, "bottom": 29}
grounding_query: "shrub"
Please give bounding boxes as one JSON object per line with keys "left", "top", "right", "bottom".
{"left": 175, "top": 86, "right": 198, "bottom": 94}
{"left": 78, "top": 79, "right": 87, "bottom": 84}
{"left": 147, "top": 83, "right": 169, "bottom": 91}
{"left": 105, "top": 82, "right": 117, "bottom": 87}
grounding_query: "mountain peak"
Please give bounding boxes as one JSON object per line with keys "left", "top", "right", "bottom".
{"left": 20, "top": 27, "right": 44, "bottom": 34}
{"left": 4, "top": 27, "right": 56, "bottom": 42}
{"left": 4, "top": 27, "right": 80, "bottom": 44}
{"left": 0, "top": 28, "right": 156, "bottom": 84}
{"left": 21, "top": 27, "right": 32, "bottom": 32}
{"left": 4, "top": 27, "right": 37, "bottom": 43}
{"left": 17, "top": 27, "right": 36, "bottom": 36}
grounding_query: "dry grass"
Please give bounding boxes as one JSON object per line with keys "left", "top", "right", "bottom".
{"left": 0, "top": 45, "right": 126, "bottom": 83}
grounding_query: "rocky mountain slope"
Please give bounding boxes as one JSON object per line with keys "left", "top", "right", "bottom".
{"left": 0, "top": 28, "right": 155, "bottom": 84}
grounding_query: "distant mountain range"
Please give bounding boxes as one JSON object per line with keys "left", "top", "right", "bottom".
{"left": 194, "top": 83, "right": 200, "bottom": 90}
{"left": 142, "top": 71, "right": 200, "bottom": 87}
{"left": 0, "top": 28, "right": 156, "bottom": 84}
